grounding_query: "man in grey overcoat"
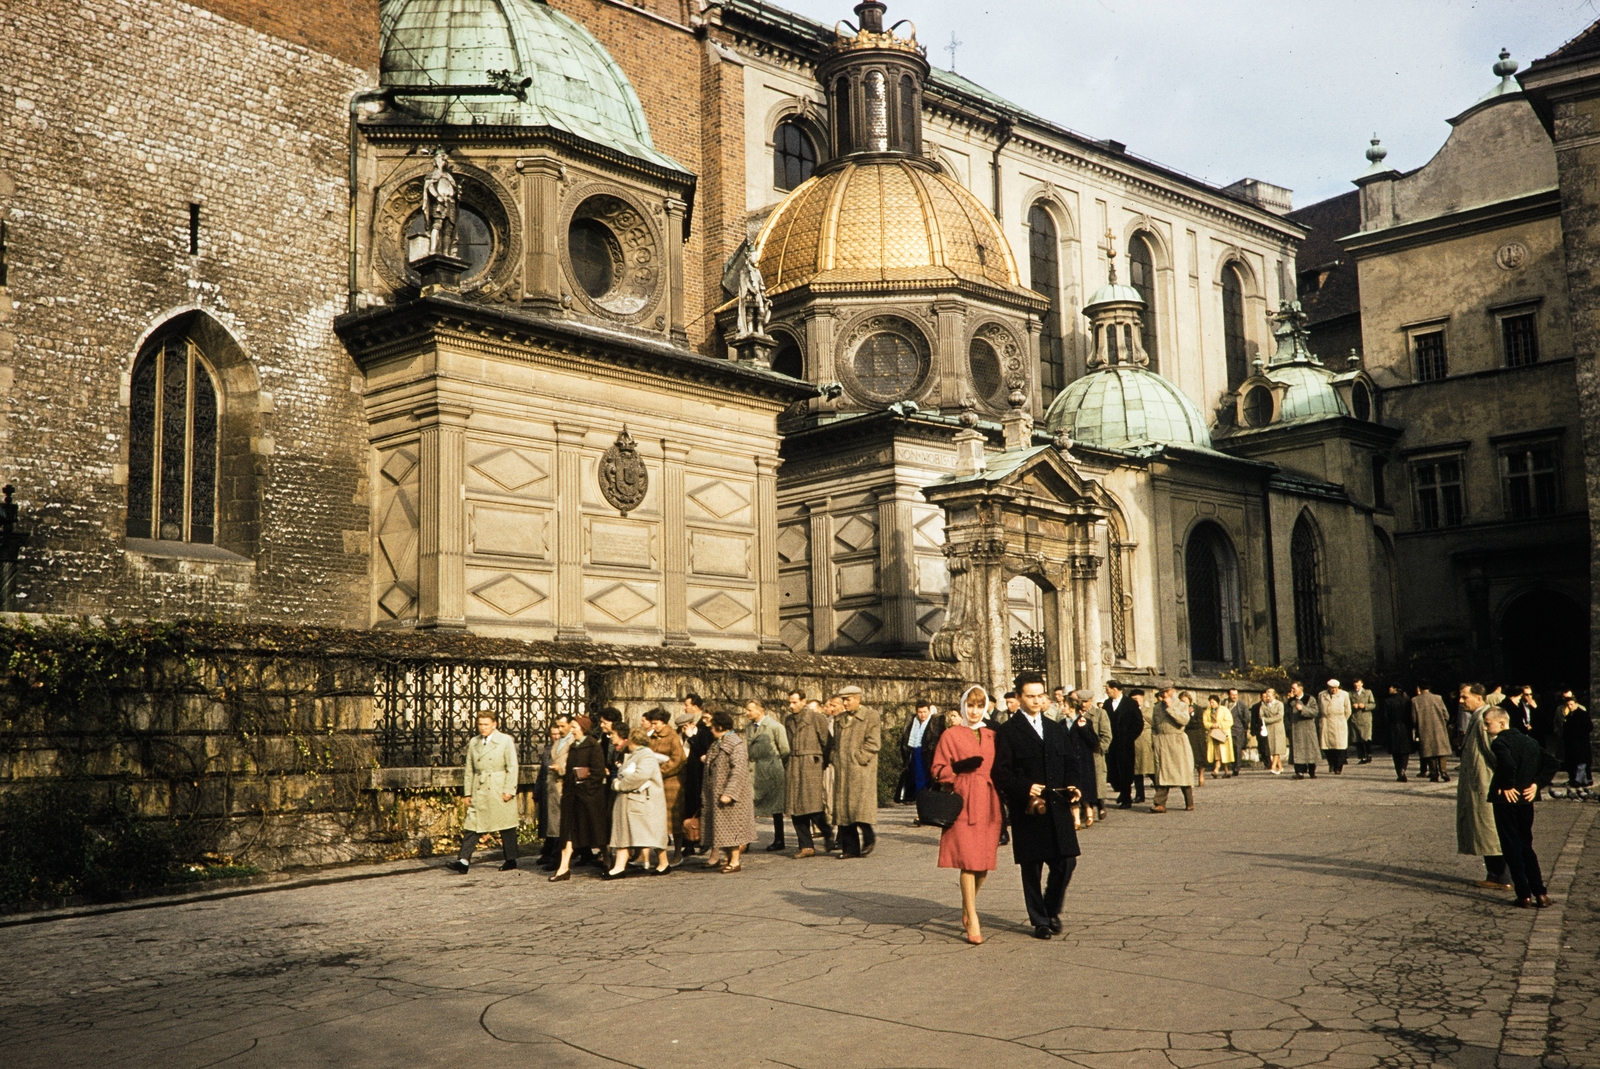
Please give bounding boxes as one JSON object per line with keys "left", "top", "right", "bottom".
{"left": 1149, "top": 686, "right": 1196, "bottom": 812}
{"left": 828, "top": 684, "right": 882, "bottom": 857}
{"left": 743, "top": 699, "right": 791, "bottom": 852}
{"left": 785, "top": 691, "right": 833, "bottom": 857}
{"left": 1349, "top": 679, "right": 1376, "bottom": 764}
{"left": 1412, "top": 684, "right": 1453, "bottom": 782}
{"left": 447, "top": 712, "right": 520, "bottom": 873}
{"left": 1287, "top": 682, "right": 1321, "bottom": 778}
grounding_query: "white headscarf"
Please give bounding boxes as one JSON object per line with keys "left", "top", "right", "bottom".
{"left": 959, "top": 684, "right": 990, "bottom": 727}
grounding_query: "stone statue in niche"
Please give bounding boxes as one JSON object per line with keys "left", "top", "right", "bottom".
{"left": 734, "top": 254, "right": 771, "bottom": 338}
{"left": 598, "top": 428, "right": 649, "bottom": 515}
{"left": 423, "top": 149, "right": 460, "bottom": 260}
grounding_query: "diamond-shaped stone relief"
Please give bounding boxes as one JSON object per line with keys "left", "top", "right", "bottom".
{"left": 378, "top": 531, "right": 417, "bottom": 582}
{"left": 913, "top": 511, "right": 944, "bottom": 551}
{"left": 917, "top": 606, "right": 946, "bottom": 637}
{"left": 378, "top": 583, "right": 415, "bottom": 619}
{"left": 837, "top": 611, "right": 882, "bottom": 646}
{"left": 688, "top": 479, "right": 749, "bottom": 520}
{"left": 776, "top": 524, "right": 809, "bottom": 564}
{"left": 691, "top": 591, "right": 752, "bottom": 631}
{"left": 378, "top": 491, "right": 417, "bottom": 535}
{"left": 780, "top": 617, "right": 812, "bottom": 653}
{"left": 380, "top": 448, "right": 417, "bottom": 485}
{"left": 471, "top": 448, "right": 547, "bottom": 493}
{"left": 587, "top": 582, "right": 656, "bottom": 623}
{"left": 471, "top": 574, "right": 547, "bottom": 617}
{"left": 834, "top": 514, "right": 877, "bottom": 552}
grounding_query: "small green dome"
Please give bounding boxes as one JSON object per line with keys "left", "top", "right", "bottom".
{"left": 1269, "top": 363, "right": 1348, "bottom": 422}
{"left": 1084, "top": 282, "right": 1144, "bottom": 308}
{"left": 1043, "top": 366, "right": 1212, "bottom": 449}
{"left": 380, "top": 0, "right": 683, "bottom": 171}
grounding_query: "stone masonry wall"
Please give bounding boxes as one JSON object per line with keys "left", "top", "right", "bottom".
{"left": 0, "top": 0, "right": 374, "bottom": 624}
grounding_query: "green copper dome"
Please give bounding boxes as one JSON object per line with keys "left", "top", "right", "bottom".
{"left": 1269, "top": 363, "right": 1349, "bottom": 422}
{"left": 379, "top": 0, "right": 683, "bottom": 172}
{"left": 1043, "top": 366, "right": 1212, "bottom": 449}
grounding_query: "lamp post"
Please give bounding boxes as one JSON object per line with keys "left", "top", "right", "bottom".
{"left": 0, "top": 484, "right": 28, "bottom": 611}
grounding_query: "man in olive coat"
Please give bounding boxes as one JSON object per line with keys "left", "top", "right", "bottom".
{"left": 784, "top": 690, "right": 833, "bottom": 857}
{"left": 743, "top": 699, "right": 791, "bottom": 852}
{"left": 1457, "top": 683, "right": 1510, "bottom": 889}
{"left": 1412, "top": 684, "right": 1452, "bottom": 782}
{"left": 1349, "top": 679, "right": 1376, "bottom": 764}
{"left": 1287, "top": 682, "right": 1321, "bottom": 778}
{"left": 992, "top": 672, "right": 1083, "bottom": 940}
{"left": 1149, "top": 686, "right": 1195, "bottom": 811}
{"left": 827, "top": 685, "right": 881, "bottom": 857}
{"left": 447, "top": 712, "right": 520, "bottom": 873}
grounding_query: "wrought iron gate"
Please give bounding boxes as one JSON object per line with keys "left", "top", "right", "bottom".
{"left": 374, "top": 660, "right": 592, "bottom": 767}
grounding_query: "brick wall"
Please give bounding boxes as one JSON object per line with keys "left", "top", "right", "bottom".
{"left": 0, "top": 0, "right": 373, "bottom": 623}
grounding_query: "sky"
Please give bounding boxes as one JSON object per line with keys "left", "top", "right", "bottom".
{"left": 773, "top": 0, "right": 1591, "bottom": 208}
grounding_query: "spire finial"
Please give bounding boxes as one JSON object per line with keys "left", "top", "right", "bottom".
{"left": 1104, "top": 226, "right": 1118, "bottom": 285}
{"left": 854, "top": 1, "right": 887, "bottom": 33}
{"left": 1365, "top": 135, "right": 1387, "bottom": 165}
{"left": 1493, "top": 48, "right": 1518, "bottom": 81}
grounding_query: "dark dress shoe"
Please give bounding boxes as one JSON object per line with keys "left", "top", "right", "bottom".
{"left": 1514, "top": 897, "right": 1533, "bottom": 908}
{"left": 1048, "top": 917, "right": 1062, "bottom": 933}
{"left": 998, "top": 830, "right": 1010, "bottom": 846}
{"left": 765, "top": 842, "right": 786, "bottom": 852}
{"left": 445, "top": 860, "right": 469, "bottom": 874}
{"left": 1536, "top": 894, "right": 1553, "bottom": 908}
{"left": 1309, "top": 770, "right": 1317, "bottom": 778}
{"left": 500, "top": 859, "right": 518, "bottom": 871}
{"left": 860, "top": 841, "right": 875, "bottom": 857}
{"left": 1033, "top": 925, "right": 1053, "bottom": 940}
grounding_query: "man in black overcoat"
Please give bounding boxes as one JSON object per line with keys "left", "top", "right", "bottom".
{"left": 1104, "top": 680, "right": 1142, "bottom": 809}
{"left": 993, "top": 671, "right": 1083, "bottom": 940}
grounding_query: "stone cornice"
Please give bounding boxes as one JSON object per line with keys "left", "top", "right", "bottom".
{"left": 1340, "top": 189, "right": 1561, "bottom": 258}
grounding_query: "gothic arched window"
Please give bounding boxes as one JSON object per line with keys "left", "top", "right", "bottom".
{"left": 1186, "top": 522, "right": 1241, "bottom": 667}
{"left": 832, "top": 77, "right": 853, "bottom": 156}
{"left": 773, "top": 120, "right": 817, "bottom": 192}
{"left": 1128, "top": 232, "right": 1159, "bottom": 373}
{"left": 127, "top": 336, "right": 219, "bottom": 544}
{"left": 898, "top": 74, "right": 917, "bottom": 152}
{"left": 1290, "top": 515, "right": 1325, "bottom": 664}
{"left": 1222, "top": 262, "right": 1248, "bottom": 390}
{"left": 1029, "top": 204, "right": 1065, "bottom": 405}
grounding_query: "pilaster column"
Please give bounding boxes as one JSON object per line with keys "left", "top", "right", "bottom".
{"left": 662, "top": 441, "right": 692, "bottom": 645}
{"left": 415, "top": 401, "right": 472, "bottom": 630}
{"left": 932, "top": 300, "right": 965, "bottom": 411}
{"left": 807, "top": 310, "right": 837, "bottom": 384}
{"left": 756, "top": 456, "right": 785, "bottom": 651}
{"left": 663, "top": 198, "right": 689, "bottom": 342}
{"left": 1075, "top": 551, "right": 1104, "bottom": 691}
{"left": 555, "top": 422, "right": 589, "bottom": 641}
{"left": 806, "top": 499, "right": 834, "bottom": 652}
{"left": 875, "top": 484, "right": 919, "bottom": 652}
{"left": 516, "top": 155, "right": 564, "bottom": 312}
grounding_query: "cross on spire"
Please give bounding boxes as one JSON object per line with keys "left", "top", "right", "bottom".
{"left": 945, "top": 31, "right": 962, "bottom": 70}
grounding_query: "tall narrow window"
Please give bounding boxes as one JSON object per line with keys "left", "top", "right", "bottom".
{"left": 1290, "top": 516, "right": 1324, "bottom": 664}
{"left": 1107, "top": 530, "right": 1127, "bottom": 659}
{"left": 864, "top": 71, "right": 888, "bottom": 152}
{"left": 1371, "top": 455, "right": 1388, "bottom": 508}
{"left": 1502, "top": 443, "right": 1561, "bottom": 519}
{"left": 1501, "top": 312, "right": 1539, "bottom": 367}
{"left": 1412, "top": 458, "right": 1465, "bottom": 529}
{"left": 833, "top": 77, "right": 852, "bottom": 156}
{"left": 1413, "top": 330, "right": 1447, "bottom": 381}
{"left": 1127, "top": 233, "right": 1159, "bottom": 372}
{"left": 1185, "top": 522, "right": 1240, "bottom": 667}
{"left": 772, "top": 120, "right": 817, "bottom": 192}
{"left": 898, "top": 74, "right": 917, "bottom": 152}
{"left": 188, "top": 203, "right": 200, "bottom": 256}
{"left": 1221, "top": 262, "right": 1248, "bottom": 389}
{"left": 127, "top": 337, "right": 218, "bottom": 543}
{"left": 1028, "top": 204, "right": 1065, "bottom": 405}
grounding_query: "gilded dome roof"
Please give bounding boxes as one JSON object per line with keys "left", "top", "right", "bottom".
{"left": 1043, "top": 366, "right": 1212, "bottom": 449}
{"left": 379, "top": 0, "right": 682, "bottom": 172}
{"left": 754, "top": 160, "right": 1023, "bottom": 296}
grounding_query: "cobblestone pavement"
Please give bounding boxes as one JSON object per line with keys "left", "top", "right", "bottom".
{"left": 0, "top": 762, "right": 1593, "bottom": 1069}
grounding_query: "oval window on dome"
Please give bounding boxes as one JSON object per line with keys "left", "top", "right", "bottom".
{"left": 569, "top": 219, "right": 619, "bottom": 298}
{"left": 1242, "top": 385, "right": 1274, "bottom": 428}
{"left": 565, "top": 194, "right": 660, "bottom": 320}
{"left": 1351, "top": 380, "right": 1373, "bottom": 421}
{"left": 968, "top": 337, "right": 1004, "bottom": 406}
{"left": 842, "top": 318, "right": 929, "bottom": 405}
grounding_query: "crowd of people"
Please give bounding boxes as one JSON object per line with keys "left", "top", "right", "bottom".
{"left": 442, "top": 669, "right": 1595, "bottom": 933}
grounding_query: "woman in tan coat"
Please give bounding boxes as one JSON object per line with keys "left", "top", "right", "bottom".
{"left": 1130, "top": 689, "right": 1155, "bottom": 804}
{"left": 1150, "top": 687, "right": 1196, "bottom": 812}
{"left": 641, "top": 709, "right": 686, "bottom": 833}
{"left": 701, "top": 708, "right": 756, "bottom": 873}
{"left": 1203, "top": 695, "right": 1235, "bottom": 777}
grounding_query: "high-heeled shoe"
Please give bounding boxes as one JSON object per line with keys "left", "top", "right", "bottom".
{"left": 548, "top": 871, "right": 570, "bottom": 882}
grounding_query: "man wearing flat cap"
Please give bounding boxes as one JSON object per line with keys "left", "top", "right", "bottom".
{"left": 1317, "top": 679, "right": 1352, "bottom": 775}
{"left": 826, "top": 684, "right": 882, "bottom": 857}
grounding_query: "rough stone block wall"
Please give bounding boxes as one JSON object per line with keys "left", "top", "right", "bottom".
{"left": 0, "top": 0, "right": 373, "bottom": 624}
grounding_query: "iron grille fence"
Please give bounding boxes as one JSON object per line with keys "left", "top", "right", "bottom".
{"left": 374, "top": 660, "right": 593, "bottom": 767}
{"left": 1010, "top": 630, "right": 1048, "bottom": 674}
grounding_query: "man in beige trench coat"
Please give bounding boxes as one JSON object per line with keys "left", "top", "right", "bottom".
{"left": 828, "top": 685, "right": 882, "bottom": 857}
{"left": 447, "top": 712, "right": 520, "bottom": 873}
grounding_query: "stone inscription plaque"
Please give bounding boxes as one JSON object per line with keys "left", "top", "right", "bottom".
{"left": 591, "top": 520, "right": 652, "bottom": 567}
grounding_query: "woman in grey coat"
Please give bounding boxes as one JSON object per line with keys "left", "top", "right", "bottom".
{"left": 1258, "top": 688, "right": 1287, "bottom": 775}
{"left": 701, "top": 708, "right": 756, "bottom": 873}
{"left": 604, "top": 725, "right": 670, "bottom": 878}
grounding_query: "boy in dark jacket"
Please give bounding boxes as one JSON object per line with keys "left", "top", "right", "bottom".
{"left": 1485, "top": 707, "right": 1549, "bottom": 908}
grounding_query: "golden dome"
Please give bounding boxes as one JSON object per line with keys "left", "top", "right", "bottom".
{"left": 755, "top": 160, "right": 1023, "bottom": 296}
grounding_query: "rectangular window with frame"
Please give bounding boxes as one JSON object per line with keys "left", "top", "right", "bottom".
{"left": 1412, "top": 457, "right": 1465, "bottom": 529}
{"left": 1501, "top": 442, "right": 1561, "bottom": 519}
{"left": 1413, "top": 330, "right": 1447, "bottom": 382}
{"left": 1500, "top": 312, "right": 1539, "bottom": 367}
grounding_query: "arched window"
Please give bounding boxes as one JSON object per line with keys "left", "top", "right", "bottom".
{"left": 128, "top": 336, "right": 219, "bottom": 544}
{"left": 1028, "top": 204, "right": 1065, "bottom": 405}
{"left": 1222, "top": 262, "right": 1248, "bottom": 390}
{"left": 898, "top": 74, "right": 917, "bottom": 152}
{"left": 772, "top": 336, "right": 804, "bottom": 379}
{"left": 833, "top": 77, "right": 852, "bottom": 156}
{"left": 773, "top": 120, "right": 817, "bottom": 192}
{"left": 1290, "top": 515, "right": 1324, "bottom": 664}
{"left": 1127, "top": 232, "right": 1159, "bottom": 373}
{"left": 1107, "top": 523, "right": 1128, "bottom": 660}
{"left": 1186, "top": 522, "right": 1241, "bottom": 667}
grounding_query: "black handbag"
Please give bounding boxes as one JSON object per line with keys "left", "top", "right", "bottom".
{"left": 915, "top": 786, "right": 964, "bottom": 828}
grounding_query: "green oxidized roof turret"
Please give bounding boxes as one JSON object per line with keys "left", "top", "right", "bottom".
{"left": 379, "top": 0, "right": 684, "bottom": 172}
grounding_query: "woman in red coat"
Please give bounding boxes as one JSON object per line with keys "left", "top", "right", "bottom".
{"left": 931, "top": 684, "right": 1004, "bottom": 945}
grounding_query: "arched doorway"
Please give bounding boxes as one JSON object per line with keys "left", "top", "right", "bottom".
{"left": 1186, "top": 522, "right": 1242, "bottom": 669}
{"left": 1500, "top": 589, "right": 1589, "bottom": 696}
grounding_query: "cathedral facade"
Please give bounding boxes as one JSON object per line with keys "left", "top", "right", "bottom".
{"left": 0, "top": 0, "right": 1405, "bottom": 691}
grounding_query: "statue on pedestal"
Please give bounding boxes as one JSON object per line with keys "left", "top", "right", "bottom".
{"left": 734, "top": 254, "right": 771, "bottom": 339}
{"left": 423, "top": 150, "right": 460, "bottom": 260}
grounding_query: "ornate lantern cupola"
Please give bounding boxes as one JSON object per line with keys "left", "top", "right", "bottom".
{"left": 1082, "top": 235, "right": 1152, "bottom": 369}
{"left": 816, "top": 2, "right": 929, "bottom": 167}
